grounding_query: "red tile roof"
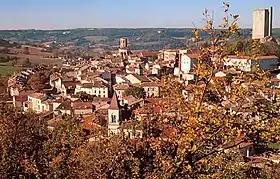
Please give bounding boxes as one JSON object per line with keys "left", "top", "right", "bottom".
{"left": 29, "top": 93, "right": 45, "bottom": 99}
{"left": 184, "top": 53, "right": 199, "bottom": 59}
{"left": 14, "top": 95, "right": 28, "bottom": 102}
{"left": 72, "top": 101, "right": 93, "bottom": 110}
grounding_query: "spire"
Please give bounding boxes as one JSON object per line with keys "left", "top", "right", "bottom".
{"left": 109, "top": 92, "right": 120, "bottom": 110}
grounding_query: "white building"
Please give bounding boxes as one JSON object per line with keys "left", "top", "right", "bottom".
{"left": 178, "top": 54, "right": 198, "bottom": 74}
{"left": 24, "top": 93, "right": 52, "bottom": 113}
{"left": 252, "top": 7, "right": 273, "bottom": 39}
{"left": 224, "top": 55, "right": 278, "bottom": 72}
{"left": 75, "top": 82, "right": 109, "bottom": 98}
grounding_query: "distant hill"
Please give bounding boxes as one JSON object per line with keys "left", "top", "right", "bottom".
{"left": 0, "top": 28, "right": 278, "bottom": 51}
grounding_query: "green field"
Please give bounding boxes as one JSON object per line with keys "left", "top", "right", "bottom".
{"left": 0, "top": 64, "right": 24, "bottom": 76}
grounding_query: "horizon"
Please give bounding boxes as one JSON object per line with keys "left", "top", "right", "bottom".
{"left": 0, "top": 27, "right": 279, "bottom": 31}
{"left": 0, "top": 0, "right": 279, "bottom": 30}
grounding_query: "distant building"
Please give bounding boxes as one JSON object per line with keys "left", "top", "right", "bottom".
{"left": 120, "top": 38, "right": 128, "bottom": 49}
{"left": 118, "top": 37, "right": 132, "bottom": 58}
{"left": 252, "top": 7, "right": 273, "bottom": 39}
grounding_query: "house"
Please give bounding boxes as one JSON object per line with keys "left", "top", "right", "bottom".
{"left": 138, "top": 51, "right": 159, "bottom": 59}
{"left": 159, "top": 49, "right": 178, "bottom": 62}
{"left": 152, "top": 64, "right": 161, "bottom": 75}
{"left": 113, "top": 84, "right": 130, "bottom": 100}
{"left": 54, "top": 101, "right": 72, "bottom": 115}
{"left": 125, "top": 74, "right": 151, "bottom": 84}
{"left": 223, "top": 139, "right": 255, "bottom": 157}
{"left": 120, "top": 121, "right": 143, "bottom": 139}
{"left": 24, "top": 93, "right": 49, "bottom": 113}
{"left": 61, "top": 81, "right": 81, "bottom": 96}
{"left": 92, "top": 97, "right": 111, "bottom": 110}
{"left": 75, "top": 81, "right": 109, "bottom": 98}
{"left": 177, "top": 53, "right": 198, "bottom": 75}
{"left": 41, "top": 100, "right": 53, "bottom": 113}
{"left": 50, "top": 73, "right": 62, "bottom": 92}
{"left": 77, "top": 64, "right": 92, "bottom": 80}
{"left": 52, "top": 97, "right": 67, "bottom": 111}
{"left": 122, "top": 95, "right": 144, "bottom": 108}
{"left": 115, "top": 75, "right": 128, "bottom": 84}
{"left": 71, "top": 101, "right": 94, "bottom": 115}
{"left": 140, "top": 82, "right": 161, "bottom": 98}
{"left": 223, "top": 55, "right": 278, "bottom": 72}
{"left": 80, "top": 114, "right": 104, "bottom": 136}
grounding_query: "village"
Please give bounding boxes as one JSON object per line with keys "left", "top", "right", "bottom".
{"left": 4, "top": 33, "right": 280, "bottom": 162}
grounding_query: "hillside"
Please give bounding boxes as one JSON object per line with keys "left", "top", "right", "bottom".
{"left": 0, "top": 28, "right": 254, "bottom": 51}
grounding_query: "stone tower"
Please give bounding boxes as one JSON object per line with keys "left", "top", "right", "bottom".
{"left": 120, "top": 38, "right": 128, "bottom": 49}
{"left": 108, "top": 92, "right": 121, "bottom": 135}
{"left": 119, "top": 37, "right": 131, "bottom": 58}
{"left": 252, "top": 7, "right": 273, "bottom": 39}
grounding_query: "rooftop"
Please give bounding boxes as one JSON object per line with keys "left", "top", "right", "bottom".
{"left": 109, "top": 92, "right": 120, "bottom": 110}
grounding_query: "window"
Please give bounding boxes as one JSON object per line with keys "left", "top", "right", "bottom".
{"left": 111, "top": 114, "right": 116, "bottom": 123}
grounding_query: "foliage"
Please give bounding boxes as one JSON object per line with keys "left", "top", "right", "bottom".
{"left": 124, "top": 86, "right": 145, "bottom": 99}
{"left": 228, "top": 38, "right": 280, "bottom": 58}
{"left": 28, "top": 70, "right": 51, "bottom": 92}
{"left": 44, "top": 116, "right": 86, "bottom": 178}
{"left": 0, "top": 106, "right": 49, "bottom": 178}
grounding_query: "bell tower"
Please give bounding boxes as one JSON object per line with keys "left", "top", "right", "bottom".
{"left": 108, "top": 92, "right": 121, "bottom": 135}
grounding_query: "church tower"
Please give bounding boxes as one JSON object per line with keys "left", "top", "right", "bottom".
{"left": 108, "top": 92, "right": 122, "bottom": 135}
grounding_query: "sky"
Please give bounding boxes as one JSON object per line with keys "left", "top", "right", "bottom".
{"left": 0, "top": 0, "right": 279, "bottom": 29}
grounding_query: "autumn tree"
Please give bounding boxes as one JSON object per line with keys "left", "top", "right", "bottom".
{"left": 124, "top": 86, "right": 145, "bottom": 99}
{"left": 28, "top": 70, "right": 51, "bottom": 92}
{"left": 44, "top": 116, "right": 86, "bottom": 178}
{"left": 0, "top": 106, "right": 49, "bottom": 178}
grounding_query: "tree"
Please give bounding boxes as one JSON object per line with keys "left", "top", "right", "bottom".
{"left": 124, "top": 86, "right": 145, "bottom": 99}
{"left": 44, "top": 116, "right": 86, "bottom": 178}
{"left": 28, "top": 70, "right": 51, "bottom": 92}
{"left": 0, "top": 106, "right": 49, "bottom": 178}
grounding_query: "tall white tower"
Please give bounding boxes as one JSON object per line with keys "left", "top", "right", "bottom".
{"left": 252, "top": 7, "right": 273, "bottom": 39}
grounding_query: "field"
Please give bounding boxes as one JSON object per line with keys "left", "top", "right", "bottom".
{"left": 1, "top": 45, "right": 62, "bottom": 66}
{"left": 0, "top": 45, "right": 62, "bottom": 75}
{"left": 0, "top": 63, "right": 25, "bottom": 76}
